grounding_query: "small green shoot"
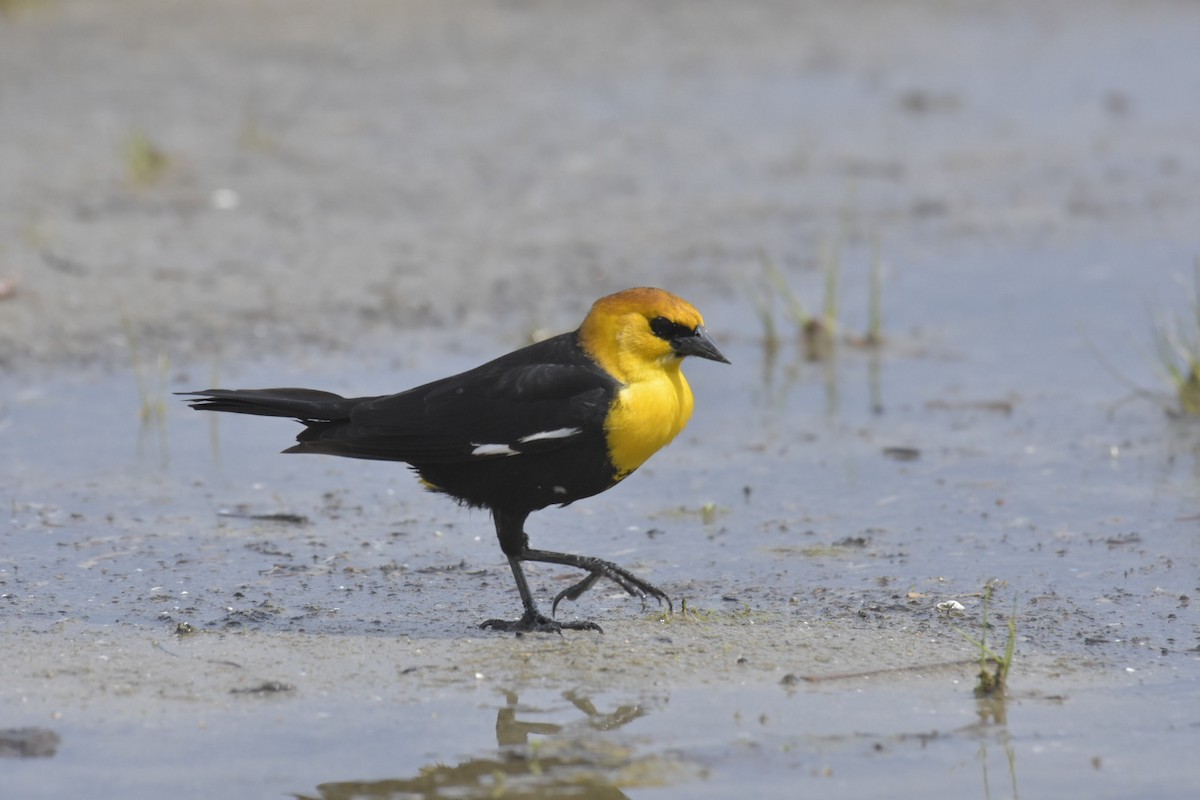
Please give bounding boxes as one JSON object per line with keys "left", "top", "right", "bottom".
{"left": 652, "top": 503, "right": 726, "bottom": 524}
{"left": 121, "top": 307, "right": 169, "bottom": 423}
{"left": 819, "top": 235, "right": 841, "bottom": 331}
{"left": 865, "top": 231, "right": 885, "bottom": 346}
{"left": 758, "top": 248, "right": 812, "bottom": 330}
{"left": 1149, "top": 262, "right": 1200, "bottom": 416}
{"left": 746, "top": 273, "right": 781, "bottom": 353}
{"left": 0, "top": 0, "right": 54, "bottom": 17}
{"left": 792, "top": 237, "right": 839, "bottom": 361}
{"left": 124, "top": 132, "right": 169, "bottom": 186}
{"left": 752, "top": 233, "right": 888, "bottom": 363}
{"left": 955, "top": 582, "right": 1017, "bottom": 697}
{"left": 1088, "top": 259, "right": 1200, "bottom": 417}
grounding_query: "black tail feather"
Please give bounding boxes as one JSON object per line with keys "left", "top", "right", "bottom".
{"left": 178, "top": 388, "right": 356, "bottom": 421}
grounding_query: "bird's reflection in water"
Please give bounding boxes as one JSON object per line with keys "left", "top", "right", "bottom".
{"left": 297, "top": 689, "right": 689, "bottom": 800}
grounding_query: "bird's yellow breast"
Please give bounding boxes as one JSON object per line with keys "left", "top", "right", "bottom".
{"left": 604, "top": 363, "right": 695, "bottom": 480}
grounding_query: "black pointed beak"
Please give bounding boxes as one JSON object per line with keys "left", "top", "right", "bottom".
{"left": 675, "top": 325, "right": 731, "bottom": 364}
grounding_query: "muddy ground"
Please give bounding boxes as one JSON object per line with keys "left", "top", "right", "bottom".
{"left": 2, "top": 1, "right": 1199, "bottom": 798}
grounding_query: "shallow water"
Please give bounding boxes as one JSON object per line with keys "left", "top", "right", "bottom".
{"left": 3, "top": 623, "right": 1197, "bottom": 800}
{"left": 7, "top": 677, "right": 1196, "bottom": 800}
{"left": 4, "top": 0, "right": 1200, "bottom": 797}
{"left": 4, "top": 239, "right": 1200, "bottom": 798}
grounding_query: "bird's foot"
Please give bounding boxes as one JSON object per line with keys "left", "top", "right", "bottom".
{"left": 551, "top": 559, "right": 673, "bottom": 617}
{"left": 480, "top": 611, "right": 603, "bottom": 635}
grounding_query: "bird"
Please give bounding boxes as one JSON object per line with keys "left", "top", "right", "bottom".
{"left": 180, "top": 287, "right": 729, "bottom": 633}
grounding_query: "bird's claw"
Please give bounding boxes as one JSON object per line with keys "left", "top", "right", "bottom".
{"left": 550, "top": 563, "right": 673, "bottom": 617}
{"left": 480, "top": 611, "right": 602, "bottom": 635}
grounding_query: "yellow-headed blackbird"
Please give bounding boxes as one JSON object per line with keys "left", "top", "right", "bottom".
{"left": 181, "top": 287, "right": 728, "bottom": 633}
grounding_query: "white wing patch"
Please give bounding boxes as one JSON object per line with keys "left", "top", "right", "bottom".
{"left": 470, "top": 443, "right": 519, "bottom": 457}
{"left": 518, "top": 427, "right": 583, "bottom": 444}
{"left": 470, "top": 427, "right": 581, "bottom": 458}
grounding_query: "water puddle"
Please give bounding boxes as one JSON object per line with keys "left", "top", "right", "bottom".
{"left": 6, "top": 663, "right": 1196, "bottom": 799}
{"left": 4, "top": 0, "right": 1200, "bottom": 796}
{"left": 4, "top": 237, "right": 1200, "bottom": 798}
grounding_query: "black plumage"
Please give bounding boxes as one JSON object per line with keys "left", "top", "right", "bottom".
{"left": 182, "top": 287, "right": 728, "bottom": 633}
{"left": 190, "top": 332, "right": 620, "bottom": 512}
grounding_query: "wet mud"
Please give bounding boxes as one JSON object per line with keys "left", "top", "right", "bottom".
{"left": 3, "top": 1, "right": 1200, "bottom": 798}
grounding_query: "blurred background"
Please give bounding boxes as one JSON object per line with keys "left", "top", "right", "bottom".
{"left": 2, "top": 0, "right": 1196, "bottom": 372}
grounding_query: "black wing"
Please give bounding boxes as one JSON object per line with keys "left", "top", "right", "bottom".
{"left": 287, "top": 333, "right": 618, "bottom": 464}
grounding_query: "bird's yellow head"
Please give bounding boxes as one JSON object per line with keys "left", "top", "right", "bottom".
{"left": 579, "top": 287, "right": 729, "bottom": 383}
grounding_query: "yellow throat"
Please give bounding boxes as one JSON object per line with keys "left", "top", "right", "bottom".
{"left": 605, "top": 361, "right": 694, "bottom": 479}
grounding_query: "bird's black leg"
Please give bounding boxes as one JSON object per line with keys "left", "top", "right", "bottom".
{"left": 521, "top": 548, "right": 673, "bottom": 617}
{"left": 479, "top": 556, "right": 603, "bottom": 634}
{"left": 479, "top": 511, "right": 602, "bottom": 634}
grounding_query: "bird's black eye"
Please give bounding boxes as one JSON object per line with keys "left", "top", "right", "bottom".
{"left": 649, "top": 316, "right": 694, "bottom": 341}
